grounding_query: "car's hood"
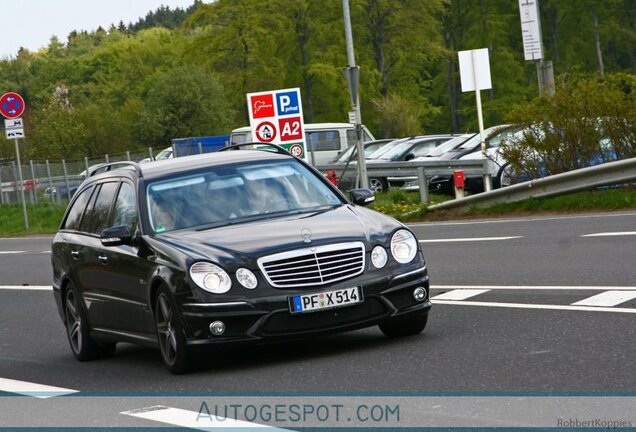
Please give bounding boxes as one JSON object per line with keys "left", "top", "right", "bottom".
{"left": 154, "top": 205, "right": 402, "bottom": 263}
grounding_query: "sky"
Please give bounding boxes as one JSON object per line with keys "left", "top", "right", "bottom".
{"left": 0, "top": 0, "right": 199, "bottom": 59}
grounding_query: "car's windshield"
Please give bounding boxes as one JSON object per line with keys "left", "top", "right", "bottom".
{"left": 367, "top": 138, "right": 409, "bottom": 159}
{"left": 146, "top": 159, "right": 343, "bottom": 233}
{"left": 425, "top": 134, "right": 474, "bottom": 157}
{"left": 334, "top": 146, "right": 356, "bottom": 163}
{"left": 457, "top": 126, "right": 509, "bottom": 150}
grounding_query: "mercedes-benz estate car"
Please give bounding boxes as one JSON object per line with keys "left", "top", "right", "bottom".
{"left": 51, "top": 146, "right": 431, "bottom": 373}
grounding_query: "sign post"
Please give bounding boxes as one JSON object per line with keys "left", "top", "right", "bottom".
{"left": 1, "top": 92, "right": 28, "bottom": 230}
{"left": 246, "top": 88, "right": 306, "bottom": 160}
{"left": 518, "top": 0, "right": 554, "bottom": 96}
{"left": 458, "top": 48, "right": 493, "bottom": 192}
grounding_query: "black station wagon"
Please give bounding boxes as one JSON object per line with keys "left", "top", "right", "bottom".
{"left": 52, "top": 146, "right": 431, "bottom": 373}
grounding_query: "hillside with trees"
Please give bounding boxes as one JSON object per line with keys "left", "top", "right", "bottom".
{"left": 0, "top": 0, "right": 634, "bottom": 161}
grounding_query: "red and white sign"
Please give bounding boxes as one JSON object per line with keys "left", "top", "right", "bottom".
{"left": 289, "top": 144, "right": 304, "bottom": 158}
{"left": 246, "top": 88, "right": 306, "bottom": 159}
{"left": 255, "top": 121, "right": 277, "bottom": 143}
{"left": 0, "top": 92, "right": 26, "bottom": 119}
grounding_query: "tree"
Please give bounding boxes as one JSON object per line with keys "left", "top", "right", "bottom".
{"left": 136, "top": 65, "right": 234, "bottom": 147}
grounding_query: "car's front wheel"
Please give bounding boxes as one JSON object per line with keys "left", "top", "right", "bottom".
{"left": 155, "top": 287, "right": 191, "bottom": 374}
{"left": 379, "top": 312, "right": 428, "bottom": 338}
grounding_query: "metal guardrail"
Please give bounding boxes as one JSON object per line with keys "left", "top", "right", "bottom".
{"left": 428, "top": 157, "right": 636, "bottom": 211}
{"left": 315, "top": 159, "right": 489, "bottom": 203}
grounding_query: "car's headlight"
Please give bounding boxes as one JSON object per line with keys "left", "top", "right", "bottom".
{"left": 189, "top": 262, "right": 231, "bottom": 294}
{"left": 371, "top": 245, "right": 388, "bottom": 268}
{"left": 236, "top": 267, "right": 258, "bottom": 289}
{"left": 391, "top": 229, "right": 418, "bottom": 264}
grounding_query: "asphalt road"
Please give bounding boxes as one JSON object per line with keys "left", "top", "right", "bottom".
{"left": 0, "top": 211, "right": 635, "bottom": 428}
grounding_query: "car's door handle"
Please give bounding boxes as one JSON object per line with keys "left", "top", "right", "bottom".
{"left": 70, "top": 250, "right": 79, "bottom": 259}
{"left": 98, "top": 255, "right": 108, "bottom": 264}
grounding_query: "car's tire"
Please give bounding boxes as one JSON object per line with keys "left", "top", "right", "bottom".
{"left": 497, "top": 164, "right": 516, "bottom": 188}
{"left": 154, "top": 287, "right": 191, "bottom": 374}
{"left": 368, "top": 177, "right": 388, "bottom": 193}
{"left": 64, "top": 282, "right": 100, "bottom": 361}
{"left": 379, "top": 312, "right": 428, "bottom": 338}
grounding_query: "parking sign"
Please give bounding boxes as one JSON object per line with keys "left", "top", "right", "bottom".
{"left": 247, "top": 88, "right": 306, "bottom": 159}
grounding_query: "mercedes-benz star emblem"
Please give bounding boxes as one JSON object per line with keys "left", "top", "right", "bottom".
{"left": 301, "top": 228, "right": 312, "bottom": 243}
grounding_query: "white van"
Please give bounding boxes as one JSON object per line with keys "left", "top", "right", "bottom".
{"left": 230, "top": 122, "right": 376, "bottom": 165}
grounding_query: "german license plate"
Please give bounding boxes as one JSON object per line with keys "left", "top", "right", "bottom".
{"left": 289, "top": 287, "right": 362, "bottom": 314}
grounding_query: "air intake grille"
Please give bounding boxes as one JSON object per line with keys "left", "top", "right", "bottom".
{"left": 257, "top": 242, "right": 365, "bottom": 288}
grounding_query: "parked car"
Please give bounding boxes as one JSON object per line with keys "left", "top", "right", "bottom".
{"left": 51, "top": 147, "right": 431, "bottom": 373}
{"left": 399, "top": 126, "right": 520, "bottom": 194}
{"left": 364, "top": 135, "right": 455, "bottom": 192}
{"left": 330, "top": 139, "right": 395, "bottom": 164}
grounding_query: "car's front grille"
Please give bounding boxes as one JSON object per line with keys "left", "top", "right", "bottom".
{"left": 257, "top": 242, "right": 365, "bottom": 288}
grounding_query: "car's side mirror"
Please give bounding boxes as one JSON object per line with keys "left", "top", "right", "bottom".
{"left": 101, "top": 225, "right": 133, "bottom": 246}
{"left": 404, "top": 152, "right": 415, "bottom": 161}
{"left": 349, "top": 188, "right": 375, "bottom": 206}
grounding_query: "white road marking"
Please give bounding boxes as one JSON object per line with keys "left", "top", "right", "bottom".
{"left": 0, "top": 251, "right": 24, "bottom": 255}
{"left": 431, "top": 285, "right": 636, "bottom": 291}
{"left": 419, "top": 236, "right": 522, "bottom": 243}
{"left": 433, "top": 300, "right": 636, "bottom": 314}
{"left": 121, "top": 405, "right": 280, "bottom": 430}
{"left": 431, "top": 289, "right": 490, "bottom": 301}
{"left": 0, "top": 285, "right": 52, "bottom": 291}
{"left": 581, "top": 231, "right": 636, "bottom": 237}
{"left": 0, "top": 377, "right": 78, "bottom": 399}
{"left": 407, "top": 211, "right": 636, "bottom": 227}
{"left": 572, "top": 290, "right": 636, "bottom": 307}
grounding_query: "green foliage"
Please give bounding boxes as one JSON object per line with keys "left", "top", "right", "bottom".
{"left": 502, "top": 76, "right": 636, "bottom": 178}
{"left": 0, "top": 202, "right": 67, "bottom": 236}
{"left": 1, "top": 0, "right": 635, "bottom": 162}
{"left": 136, "top": 64, "right": 234, "bottom": 147}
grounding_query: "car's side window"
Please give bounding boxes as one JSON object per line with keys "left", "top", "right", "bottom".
{"left": 112, "top": 182, "right": 137, "bottom": 230}
{"left": 306, "top": 131, "right": 341, "bottom": 151}
{"left": 62, "top": 186, "right": 94, "bottom": 231}
{"left": 86, "top": 182, "right": 119, "bottom": 235}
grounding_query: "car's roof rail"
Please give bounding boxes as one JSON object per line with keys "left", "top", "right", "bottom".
{"left": 88, "top": 161, "right": 143, "bottom": 178}
{"left": 219, "top": 142, "right": 292, "bottom": 157}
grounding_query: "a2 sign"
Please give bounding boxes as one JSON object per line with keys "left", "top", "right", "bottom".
{"left": 247, "top": 88, "right": 306, "bottom": 158}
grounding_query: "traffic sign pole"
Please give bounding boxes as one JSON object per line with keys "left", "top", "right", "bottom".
{"left": 14, "top": 138, "right": 29, "bottom": 230}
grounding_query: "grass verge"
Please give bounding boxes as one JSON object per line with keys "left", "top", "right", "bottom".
{"left": 0, "top": 201, "right": 66, "bottom": 237}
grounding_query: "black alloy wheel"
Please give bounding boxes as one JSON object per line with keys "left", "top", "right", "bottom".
{"left": 155, "top": 287, "right": 191, "bottom": 374}
{"left": 64, "top": 283, "right": 99, "bottom": 361}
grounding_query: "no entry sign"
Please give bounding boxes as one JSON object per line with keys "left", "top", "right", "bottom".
{"left": 0, "top": 92, "right": 26, "bottom": 119}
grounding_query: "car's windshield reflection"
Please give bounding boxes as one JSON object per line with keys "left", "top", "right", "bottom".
{"left": 147, "top": 160, "right": 343, "bottom": 233}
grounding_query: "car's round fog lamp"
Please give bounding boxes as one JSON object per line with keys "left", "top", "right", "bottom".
{"left": 413, "top": 287, "right": 427, "bottom": 302}
{"left": 209, "top": 321, "right": 225, "bottom": 336}
{"left": 236, "top": 268, "right": 258, "bottom": 289}
{"left": 371, "top": 246, "right": 388, "bottom": 268}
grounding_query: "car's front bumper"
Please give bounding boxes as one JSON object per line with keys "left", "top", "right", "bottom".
{"left": 180, "top": 264, "right": 431, "bottom": 348}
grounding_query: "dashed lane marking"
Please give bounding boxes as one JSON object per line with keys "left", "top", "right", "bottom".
{"left": 581, "top": 231, "right": 636, "bottom": 237}
{"left": 0, "top": 377, "right": 78, "bottom": 399}
{"left": 0, "top": 251, "right": 24, "bottom": 255}
{"left": 121, "top": 405, "right": 283, "bottom": 430}
{"left": 432, "top": 300, "right": 636, "bottom": 314}
{"left": 431, "top": 285, "right": 636, "bottom": 291}
{"left": 430, "top": 289, "right": 491, "bottom": 301}
{"left": 572, "top": 290, "right": 636, "bottom": 307}
{"left": 0, "top": 285, "right": 52, "bottom": 291}
{"left": 419, "top": 236, "right": 523, "bottom": 243}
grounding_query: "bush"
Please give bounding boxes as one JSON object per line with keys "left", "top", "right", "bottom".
{"left": 501, "top": 75, "right": 636, "bottom": 179}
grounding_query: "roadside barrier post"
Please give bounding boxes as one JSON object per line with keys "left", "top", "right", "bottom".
{"left": 417, "top": 166, "right": 429, "bottom": 204}
{"left": 453, "top": 170, "right": 465, "bottom": 199}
